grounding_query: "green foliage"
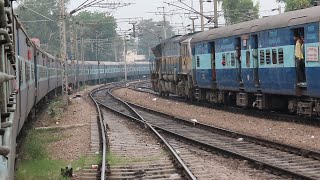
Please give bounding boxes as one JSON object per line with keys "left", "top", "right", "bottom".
{"left": 220, "top": 0, "right": 259, "bottom": 25}
{"left": 16, "top": 129, "right": 66, "bottom": 179}
{"left": 73, "top": 11, "right": 118, "bottom": 61}
{"left": 16, "top": 129, "right": 101, "bottom": 180}
{"left": 137, "top": 19, "right": 175, "bottom": 60}
{"left": 47, "top": 99, "right": 64, "bottom": 118}
{"left": 23, "top": 129, "right": 65, "bottom": 159}
{"left": 14, "top": 0, "right": 118, "bottom": 61}
{"left": 277, "top": 0, "right": 315, "bottom": 11}
{"left": 15, "top": 0, "right": 67, "bottom": 55}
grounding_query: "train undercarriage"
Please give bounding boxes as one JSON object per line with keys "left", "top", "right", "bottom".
{"left": 151, "top": 73, "right": 320, "bottom": 117}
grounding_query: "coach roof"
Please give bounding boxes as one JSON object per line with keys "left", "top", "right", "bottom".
{"left": 191, "top": 6, "right": 320, "bottom": 43}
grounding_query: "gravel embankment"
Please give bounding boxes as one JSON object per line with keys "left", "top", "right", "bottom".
{"left": 35, "top": 85, "right": 100, "bottom": 161}
{"left": 113, "top": 88, "right": 320, "bottom": 151}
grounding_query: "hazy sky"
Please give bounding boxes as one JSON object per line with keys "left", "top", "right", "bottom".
{"left": 69, "top": 0, "right": 283, "bottom": 34}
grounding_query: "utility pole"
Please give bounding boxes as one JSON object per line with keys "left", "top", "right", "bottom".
{"left": 80, "top": 23, "right": 85, "bottom": 86}
{"left": 213, "top": 0, "right": 218, "bottom": 28}
{"left": 96, "top": 32, "right": 100, "bottom": 84}
{"left": 114, "top": 45, "right": 118, "bottom": 62}
{"left": 158, "top": 7, "right": 167, "bottom": 39}
{"left": 58, "top": 0, "right": 68, "bottom": 107}
{"left": 69, "top": 17, "right": 78, "bottom": 90}
{"left": 200, "top": 0, "right": 204, "bottom": 31}
{"left": 74, "top": 22, "right": 79, "bottom": 90}
{"left": 123, "top": 35, "right": 127, "bottom": 81}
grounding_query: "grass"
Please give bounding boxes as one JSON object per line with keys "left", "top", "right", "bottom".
{"left": 16, "top": 129, "right": 101, "bottom": 180}
{"left": 47, "top": 98, "right": 64, "bottom": 118}
{"left": 107, "top": 150, "right": 167, "bottom": 166}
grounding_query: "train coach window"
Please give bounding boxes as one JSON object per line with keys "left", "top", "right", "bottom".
{"left": 278, "top": 48, "right": 284, "bottom": 64}
{"left": 231, "top": 53, "right": 235, "bottom": 66}
{"left": 19, "top": 62, "right": 23, "bottom": 84}
{"left": 31, "top": 64, "right": 34, "bottom": 80}
{"left": 266, "top": 49, "right": 271, "bottom": 64}
{"left": 272, "top": 49, "right": 277, "bottom": 64}
{"left": 197, "top": 56, "right": 200, "bottom": 67}
{"left": 26, "top": 63, "right": 30, "bottom": 81}
{"left": 260, "top": 50, "right": 265, "bottom": 64}
{"left": 222, "top": 53, "right": 226, "bottom": 66}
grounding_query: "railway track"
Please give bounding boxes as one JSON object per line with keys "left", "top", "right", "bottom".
{"left": 91, "top": 85, "right": 280, "bottom": 179}
{"left": 104, "top": 84, "right": 320, "bottom": 180}
{"left": 102, "top": 109, "right": 185, "bottom": 179}
{"left": 91, "top": 82, "right": 196, "bottom": 180}
{"left": 125, "top": 104, "right": 320, "bottom": 179}
{"left": 129, "top": 82, "right": 320, "bottom": 127}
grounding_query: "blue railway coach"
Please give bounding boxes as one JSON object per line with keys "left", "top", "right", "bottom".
{"left": 152, "top": 6, "right": 320, "bottom": 117}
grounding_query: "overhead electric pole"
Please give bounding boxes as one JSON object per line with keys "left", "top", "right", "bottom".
{"left": 58, "top": 0, "right": 69, "bottom": 107}
{"left": 123, "top": 35, "right": 127, "bottom": 81}
{"left": 200, "top": 0, "right": 204, "bottom": 31}
{"left": 214, "top": 0, "right": 218, "bottom": 28}
{"left": 80, "top": 22, "right": 85, "bottom": 86}
{"left": 157, "top": 7, "right": 167, "bottom": 39}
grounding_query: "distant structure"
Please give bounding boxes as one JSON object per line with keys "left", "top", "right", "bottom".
{"left": 126, "top": 50, "right": 146, "bottom": 62}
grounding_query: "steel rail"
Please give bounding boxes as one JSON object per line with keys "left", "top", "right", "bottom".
{"left": 89, "top": 87, "right": 108, "bottom": 180}
{"left": 92, "top": 86, "right": 197, "bottom": 180}
{"left": 129, "top": 85, "right": 320, "bottom": 126}
{"left": 127, "top": 102, "right": 320, "bottom": 160}
{"left": 111, "top": 87, "right": 320, "bottom": 180}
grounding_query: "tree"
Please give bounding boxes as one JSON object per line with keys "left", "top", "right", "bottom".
{"left": 15, "top": 0, "right": 119, "bottom": 61}
{"left": 15, "top": 0, "right": 68, "bottom": 55}
{"left": 276, "top": 0, "right": 315, "bottom": 11}
{"left": 136, "top": 19, "right": 175, "bottom": 60}
{"left": 220, "top": 0, "right": 259, "bottom": 25}
{"left": 73, "top": 11, "right": 118, "bottom": 61}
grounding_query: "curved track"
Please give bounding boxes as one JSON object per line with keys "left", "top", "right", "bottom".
{"left": 113, "top": 84, "right": 320, "bottom": 180}
{"left": 91, "top": 82, "right": 196, "bottom": 180}
{"left": 91, "top": 82, "right": 320, "bottom": 179}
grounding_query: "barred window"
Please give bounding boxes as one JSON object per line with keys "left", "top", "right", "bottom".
{"left": 39, "top": 67, "right": 47, "bottom": 78}
{"left": 272, "top": 49, "right": 277, "bottom": 64}
{"left": 266, "top": 49, "right": 271, "bottom": 64}
{"left": 260, "top": 50, "right": 265, "bottom": 65}
{"left": 49, "top": 68, "right": 56, "bottom": 77}
{"left": 197, "top": 56, "right": 200, "bottom": 67}
{"left": 31, "top": 64, "right": 34, "bottom": 80}
{"left": 231, "top": 53, "right": 235, "bottom": 66}
{"left": 278, "top": 48, "right": 284, "bottom": 64}
{"left": 19, "top": 61, "right": 23, "bottom": 84}
{"left": 222, "top": 53, "right": 226, "bottom": 64}
{"left": 26, "top": 63, "right": 30, "bottom": 81}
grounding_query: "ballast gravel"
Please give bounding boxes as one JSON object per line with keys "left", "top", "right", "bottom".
{"left": 35, "top": 85, "right": 100, "bottom": 161}
{"left": 113, "top": 88, "right": 320, "bottom": 151}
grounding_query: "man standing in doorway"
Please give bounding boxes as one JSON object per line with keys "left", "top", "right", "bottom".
{"left": 294, "top": 34, "right": 306, "bottom": 86}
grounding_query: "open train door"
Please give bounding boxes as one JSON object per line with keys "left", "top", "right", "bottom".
{"left": 251, "top": 34, "right": 259, "bottom": 86}
{"left": 209, "top": 42, "right": 216, "bottom": 81}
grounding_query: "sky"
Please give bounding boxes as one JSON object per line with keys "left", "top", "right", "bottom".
{"left": 68, "top": 0, "right": 284, "bottom": 34}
